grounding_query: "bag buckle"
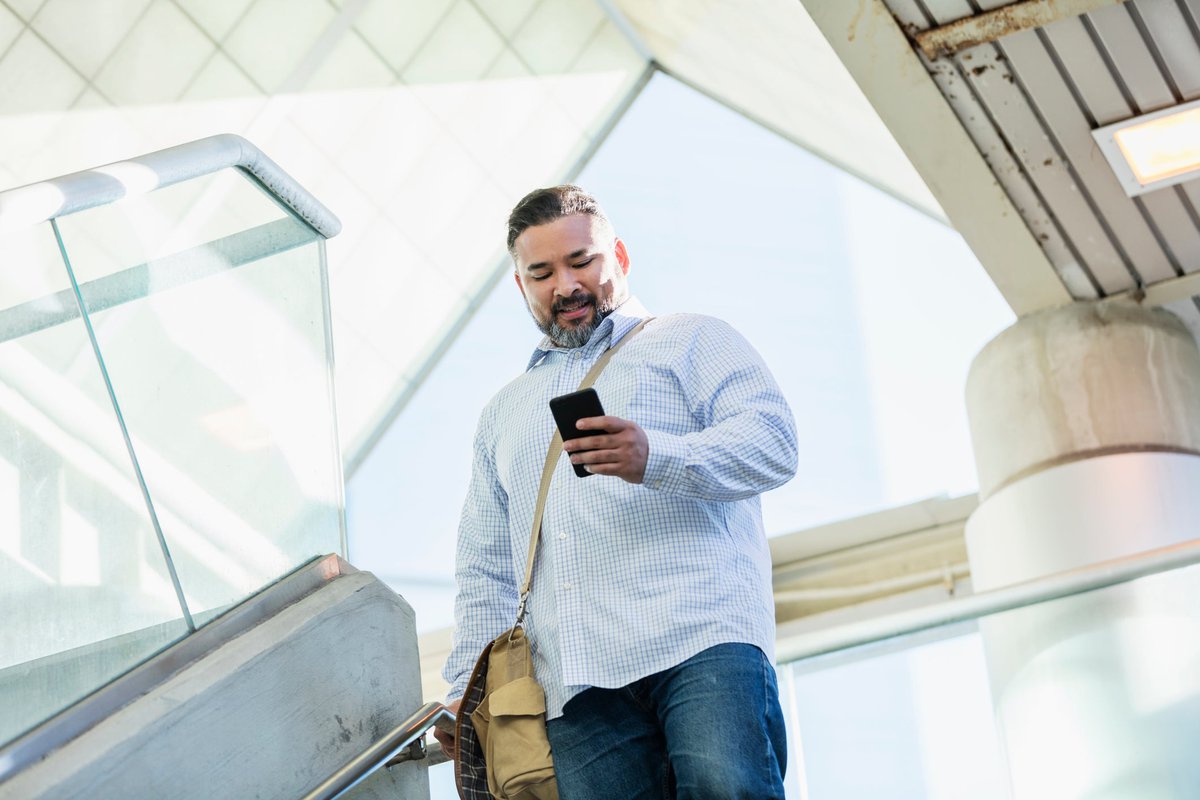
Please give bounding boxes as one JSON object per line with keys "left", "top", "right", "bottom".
{"left": 514, "top": 591, "right": 530, "bottom": 626}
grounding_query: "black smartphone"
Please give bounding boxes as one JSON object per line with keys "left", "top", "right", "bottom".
{"left": 549, "top": 388, "right": 606, "bottom": 478}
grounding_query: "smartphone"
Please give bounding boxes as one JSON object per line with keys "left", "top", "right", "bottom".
{"left": 549, "top": 388, "right": 606, "bottom": 478}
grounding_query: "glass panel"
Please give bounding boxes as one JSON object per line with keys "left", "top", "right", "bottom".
{"left": 976, "top": 563, "right": 1200, "bottom": 798}
{"left": 786, "top": 627, "right": 1007, "bottom": 799}
{"left": 782, "top": 562, "right": 1200, "bottom": 799}
{"left": 0, "top": 221, "right": 189, "bottom": 747}
{"left": 53, "top": 168, "right": 344, "bottom": 625}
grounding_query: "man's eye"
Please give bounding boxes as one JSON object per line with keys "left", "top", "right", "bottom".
{"left": 531, "top": 273, "right": 550, "bottom": 281}
{"left": 572, "top": 258, "right": 594, "bottom": 269}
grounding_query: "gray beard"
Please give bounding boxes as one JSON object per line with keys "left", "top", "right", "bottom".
{"left": 533, "top": 299, "right": 617, "bottom": 349}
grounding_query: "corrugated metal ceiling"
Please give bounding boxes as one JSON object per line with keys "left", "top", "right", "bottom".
{"left": 887, "top": 0, "right": 1200, "bottom": 333}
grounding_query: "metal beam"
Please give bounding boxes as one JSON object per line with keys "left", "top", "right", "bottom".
{"left": 1106, "top": 270, "right": 1200, "bottom": 307}
{"left": 915, "top": 0, "right": 1129, "bottom": 60}
{"left": 777, "top": 535, "right": 1200, "bottom": 663}
{"left": 799, "top": 0, "right": 1073, "bottom": 314}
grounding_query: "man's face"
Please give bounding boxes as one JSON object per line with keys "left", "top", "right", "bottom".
{"left": 512, "top": 213, "right": 631, "bottom": 348}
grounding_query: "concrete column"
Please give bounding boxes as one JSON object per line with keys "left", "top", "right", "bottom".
{"left": 964, "top": 300, "right": 1200, "bottom": 800}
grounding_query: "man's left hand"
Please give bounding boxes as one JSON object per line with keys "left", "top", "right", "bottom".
{"left": 564, "top": 416, "right": 648, "bottom": 484}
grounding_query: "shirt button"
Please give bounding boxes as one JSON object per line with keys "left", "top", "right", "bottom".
{"left": 563, "top": 582, "right": 573, "bottom": 590}
{"left": 573, "top": 351, "right": 582, "bottom": 359}
{"left": 558, "top": 533, "right": 567, "bottom": 540}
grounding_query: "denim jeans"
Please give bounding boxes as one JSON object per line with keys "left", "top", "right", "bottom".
{"left": 545, "top": 643, "right": 787, "bottom": 800}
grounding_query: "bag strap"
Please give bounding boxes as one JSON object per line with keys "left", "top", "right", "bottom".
{"left": 514, "top": 318, "right": 651, "bottom": 624}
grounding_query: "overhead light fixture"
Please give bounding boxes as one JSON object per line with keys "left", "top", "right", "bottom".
{"left": 1094, "top": 99, "right": 1200, "bottom": 197}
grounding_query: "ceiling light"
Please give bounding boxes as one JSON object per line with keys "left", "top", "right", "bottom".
{"left": 1094, "top": 99, "right": 1200, "bottom": 197}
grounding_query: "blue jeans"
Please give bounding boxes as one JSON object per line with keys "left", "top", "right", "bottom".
{"left": 545, "top": 643, "right": 787, "bottom": 800}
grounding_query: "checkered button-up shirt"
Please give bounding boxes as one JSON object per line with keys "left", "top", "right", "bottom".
{"left": 444, "top": 297, "right": 798, "bottom": 720}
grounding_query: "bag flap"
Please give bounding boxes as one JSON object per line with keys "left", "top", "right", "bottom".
{"left": 487, "top": 674, "right": 547, "bottom": 717}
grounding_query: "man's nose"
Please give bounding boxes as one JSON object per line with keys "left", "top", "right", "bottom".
{"left": 554, "top": 269, "right": 582, "bottom": 296}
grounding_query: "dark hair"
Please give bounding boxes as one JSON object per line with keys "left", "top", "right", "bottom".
{"left": 506, "top": 185, "right": 611, "bottom": 255}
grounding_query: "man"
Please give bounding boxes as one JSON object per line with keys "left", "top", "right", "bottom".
{"left": 436, "top": 185, "right": 797, "bottom": 798}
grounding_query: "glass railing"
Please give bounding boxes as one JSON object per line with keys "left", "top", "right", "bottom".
{"left": 0, "top": 135, "right": 344, "bottom": 748}
{"left": 776, "top": 540, "right": 1200, "bottom": 799}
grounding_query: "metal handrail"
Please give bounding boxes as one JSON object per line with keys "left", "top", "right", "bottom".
{"left": 0, "top": 133, "right": 341, "bottom": 237}
{"left": 777, "top": 536, "right": 1200, "bottom": 664}
{"left": 304, "top": 701, "right": 456, "bottom": 800}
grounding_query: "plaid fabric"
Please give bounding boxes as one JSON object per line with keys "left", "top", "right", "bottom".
{"left": 455, "top": 639, "right": 493, "bottom": 799}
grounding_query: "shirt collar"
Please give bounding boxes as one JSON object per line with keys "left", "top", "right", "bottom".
{"left": 525, "top": 296, "right": 651, "bottom": 371}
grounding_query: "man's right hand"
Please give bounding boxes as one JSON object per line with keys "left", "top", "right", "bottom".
{"left": 433, "top": 698, "right": 463, "bottom": 761}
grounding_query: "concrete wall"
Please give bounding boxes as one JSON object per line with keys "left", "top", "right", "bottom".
{"left": 0, "top": 571, "right": 429, "bottom": 799}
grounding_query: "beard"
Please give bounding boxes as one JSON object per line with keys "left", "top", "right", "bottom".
{"left": 531, "top": 291, "right": 620, "bottom": 349}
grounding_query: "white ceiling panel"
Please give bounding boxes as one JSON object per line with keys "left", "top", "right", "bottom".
{"left": 352, "top": 0, "right": 453, "bottom": 74}
{"left": 222, "top": 0, "right": 335, "bottom": 90}
{"left": 472, "top": 0, "right": 538, "bottom": 39}
{"left": 174, "top": 0, "right": 255, "bottom": 43}
{"left": 180, "top": 50, "right": 262, "bottom": 101}
{"left": 1137, "top": 0, "right": 1200, "bottom": 98}
{"left": 0, "top": 3, "right": 24, "bottom": 54}
{"left": 511, "top": 0, "right": 606, "bottom": 74}
{"left": 615, "top": 0, "right": 943, "bottom": 221}
{"left": 400, "top": 0, "right": 504, "bottom": 85}
{"left": 31, "top": 0, "right": 149, "bottom": 79}
{"left": 484, "top": 46, "right": 528, "bottom": 80}
{"left": 3, "top": 0, "right": 44, "bottom": 22}
{"left": 72, "top": 87, "right": 108, "bottom": 108}
{"left": 0, "top": 28, "right": 83, "bottom": 112}
{"left": 303, "top": 27, "right": 394, "bottom": 90}
{"left": 93, "top": 1, "right": 214, "bottom": 104}
{"left": 1005, "top": 26, "right": 1166, "bottom": 291}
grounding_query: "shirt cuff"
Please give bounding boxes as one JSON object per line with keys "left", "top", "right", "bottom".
{"left": 642, "top": 429, "right": 689, "bottom": 493}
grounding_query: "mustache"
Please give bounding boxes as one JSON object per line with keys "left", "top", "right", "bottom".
{"left": 552, "top": 293, "right": 595, "bottom": 314}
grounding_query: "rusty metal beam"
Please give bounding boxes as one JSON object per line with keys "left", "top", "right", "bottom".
{"left": 914, "top": 0, "right": 1128, "bottom": 60}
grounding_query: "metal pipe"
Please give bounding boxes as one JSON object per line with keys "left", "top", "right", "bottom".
{"left": 774, "top": 563, "right": 970, "bottom": 603}
{"left": 914, "top": 0, "right": 1128, "bottom": 60}
{"left": 0, "top": 133, "right": 341, "bottom": 237}
{"left": 303, "top": 701, "right": 456, "bottom": 800}
{"left": 778, "top": 536, "right": 1200, "bottom": 663}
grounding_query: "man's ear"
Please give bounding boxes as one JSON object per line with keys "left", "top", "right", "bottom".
{"left": 513, "top": 269, "right": 526, "bottom": 299}
{"left": 615, "top": 237, "right": 630, "bottom": 276}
